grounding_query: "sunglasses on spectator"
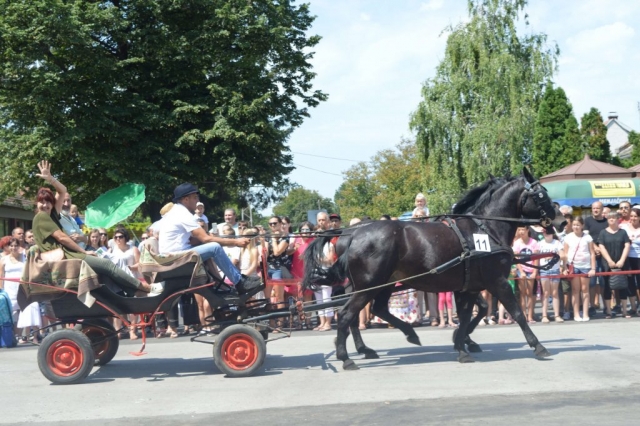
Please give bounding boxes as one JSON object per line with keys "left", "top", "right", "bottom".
{"left": 141, "top": 237, "right": 148, "bottom": 240}
{"left": 300, "top": 228, "right": 310, "bottom": 232}
{"left": 268, "top": 222, "right": 279, "bottom": 226}
{"left": 100, "top": 233, "right": 108, "bottom": 236}
{"left": 114, "top": 235, "right": 125, "bottom": 240}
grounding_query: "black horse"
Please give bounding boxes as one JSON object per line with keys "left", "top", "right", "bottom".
{"left": 302, "top": 168, "right": 565, "bottom": 370}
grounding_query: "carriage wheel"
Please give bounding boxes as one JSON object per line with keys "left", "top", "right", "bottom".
{"left": 74, "top": 319, "right": 119, "bottom": 366}
{"left": 37, "top": 329, "right": 95, "bottom": 385}
{"left": 213, "top": 325, "right": 266, "bottom": 377}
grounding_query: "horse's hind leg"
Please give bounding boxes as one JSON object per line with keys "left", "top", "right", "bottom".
{"left": 336, "top": 293, "right": 371, "bottom": 370}
{"left": 370, "top": 287, "right": 421, "bottom": 347}
{"left": 494, "top": 278, "right": 550, "bottom": 358}
{"left": 463, "top": 294, "right": 487, "bottom": 353}
{"left": 345, "top": 293, "right": 379, "bottom": 359}
{"left": 453, "top": 291, "right": 478, "bottom": 363}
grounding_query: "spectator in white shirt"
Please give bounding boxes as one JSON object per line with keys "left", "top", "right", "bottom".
{"left": 217, "top": 208, "right": 239, "bottom": 234}
{"left": 194, "top": 202, "right": 209, "bottom": 225}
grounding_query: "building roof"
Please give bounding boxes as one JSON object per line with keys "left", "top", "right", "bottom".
{"left": 629, "top": 164, "right": 640, "bottom": 173}
{"left": 605, "top": 117, "right": 634, "bottom": 133}
{"left": 540, "top": 154, "right": 634, "bottom": 183}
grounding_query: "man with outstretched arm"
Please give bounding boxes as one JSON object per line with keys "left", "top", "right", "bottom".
{"left": 158, "top": 183, "right": 263, "bottom": 295}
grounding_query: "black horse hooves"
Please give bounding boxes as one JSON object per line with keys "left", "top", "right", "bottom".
{"left": 467, "top": 342, "right": 482, "bottom": 353}
{"left": 458, "top": 352, "right": 475, "bottom": 363}
{"left": 363, "top": 351, "right": 379, "bottom": 359}
{"left": 406, "top": 335, "right": 422, "bottom": 346}
{"left": 534, "top": 345, "right": 551, "bottom": 359}
{"left": 343, "top": 359, "right": 360, "bottom": 370}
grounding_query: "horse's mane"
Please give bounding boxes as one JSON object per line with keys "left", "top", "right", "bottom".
{"left": 452, "top": 175, "right": 519, "bottom": 214}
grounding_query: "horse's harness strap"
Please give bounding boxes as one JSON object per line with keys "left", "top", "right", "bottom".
{"left": 443, "top": 217, "right": 472, "bottom": 291}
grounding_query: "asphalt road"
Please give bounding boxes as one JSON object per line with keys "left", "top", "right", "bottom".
{"left": 1, "top": 318, "right": 635, "bottom": 425}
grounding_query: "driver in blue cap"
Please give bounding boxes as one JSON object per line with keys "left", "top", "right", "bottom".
{"left": 158, "top": 183, "right": 263, "bottom": 295}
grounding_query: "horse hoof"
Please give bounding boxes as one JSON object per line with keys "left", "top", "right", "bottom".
{"left": 467, "top": 343, "right": 482, "bottom": 353}
{"left": 363, "top": 351, "right": 379, "bottom": 359}
{"left": 406, "top": 335, "right": 422, "bottom": 346}
{"left": 534, "top": 346, "right": 551, "bottom": 359}
{"left": 343, "top": 359, "right": 360, "bottom": 370}
{"left": 458, "top": 353, "right": 475, "bottom": 363}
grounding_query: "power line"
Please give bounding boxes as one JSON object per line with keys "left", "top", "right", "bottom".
{"left": 292, "top": 151, "right": 360, "bottom": 162}
{"left": 293, "top": 163, "right": 343, "bottom": 177}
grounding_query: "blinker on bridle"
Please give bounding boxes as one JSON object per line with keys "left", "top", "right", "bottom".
{"left": 523, "top": 180, "right": 553, "bottom": 227}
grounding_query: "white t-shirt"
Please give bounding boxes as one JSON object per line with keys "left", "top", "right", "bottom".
{"left": 538, "top": 239, "right": 563, "bottom": 271}
{"left": 158, "top": 203, "right": 200, "bottom": 254}
{"left": 217, "top": 222, "right": 239, "bottom": 234}
{"left": 564, "top": 232, "right": 593, "bottom": 270}
{"left": 624, "top": 225, "right": 640, "bottom": 258}
{"left": 194, "top": 213, "right": 209, "bottom": 224}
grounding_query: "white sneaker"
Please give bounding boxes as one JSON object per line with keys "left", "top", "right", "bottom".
{"left": 574, "top": 316, "right": 582, "bottom": 322}
{"left": 150, "top": 283, "right": 165, "bottom": 295}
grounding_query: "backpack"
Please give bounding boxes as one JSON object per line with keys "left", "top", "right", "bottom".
{"left": 0, "top": 290, "right": 16, "bottom": 348}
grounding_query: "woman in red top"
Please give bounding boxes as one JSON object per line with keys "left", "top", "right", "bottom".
{"left": 286, "top": 221, "right": 314, "bottom": 329}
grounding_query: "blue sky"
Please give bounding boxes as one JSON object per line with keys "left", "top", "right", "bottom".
{"left": 281, "top": 0, "right": 640, "bottom": 203}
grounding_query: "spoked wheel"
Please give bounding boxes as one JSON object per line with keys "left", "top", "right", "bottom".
{"left": 213, "top": 325, "right": 266, "bottom": 378}
{"left": 74, "top": 319, "right": 119, "bottom": 366}
{"left": 37, "top": 329, "right": 95, "bottom": 385}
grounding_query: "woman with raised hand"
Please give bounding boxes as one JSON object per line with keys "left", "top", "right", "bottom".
{"left": 31, "top": 161, "right": 151, "bottom": 296}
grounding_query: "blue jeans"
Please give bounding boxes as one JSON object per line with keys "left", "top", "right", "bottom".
{"left": 191, "top": 242, "right": 241, "bottom": 284}
{"left": 268, "top": 268, "right": 282, "bottom": 280}
{"left": 590, "top": 257, "right": 604, "bottom": 288}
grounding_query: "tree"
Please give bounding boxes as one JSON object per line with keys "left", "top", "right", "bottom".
{"left": 532, "top": 85, "right": 581, "bottom": 176}
{"left": 410, "top": 0, "right": 558, "bottom": 213}
{"left": 272, "top": 186, "right": 336, "bottom": 226}
{"left": 629, "top": 131, "right": 640, "bottom": 166}
{"left": 334, "top": 163, "right": 375, "bottom": 221}
{"left": 580, "top": 108, "right": 611, "bottom": 163}
{"left": 335, "top": 140, "right": 425, "bottom": 219}
{"left": 0, "top": 0, "right": 326, "bottom": 217}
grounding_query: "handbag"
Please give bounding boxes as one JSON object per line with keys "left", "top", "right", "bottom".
{"left": 39, "top": 248, "right": 64, "bottom": 262}
{"left": 609, "top": 268, "right": 628, "bottom": 291}
{"left": 567, "top": 235, "right": 583, "bottom": 275}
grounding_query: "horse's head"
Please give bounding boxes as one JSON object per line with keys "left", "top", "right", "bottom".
{"left": 521, "top": 167, "right": 566, "bottom": 232}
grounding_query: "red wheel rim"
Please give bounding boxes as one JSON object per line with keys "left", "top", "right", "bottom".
{"left": 46, "top": 339, "right": 84, "bottom": 377}
{"left": 82, "top": 326, "right": 109, "bottom": 358}
{"left": 221, "top": 333, "right": 259, "bottom": 371}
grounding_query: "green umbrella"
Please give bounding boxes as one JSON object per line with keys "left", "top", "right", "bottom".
{"left": 84, "top": 183, "right": 146, "bottom": 229}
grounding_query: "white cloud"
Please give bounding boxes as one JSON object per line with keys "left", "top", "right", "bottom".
{"left": 421, "top": 0, "right": 444, "bottom": 12}
{"left": 360, "top": 12, "right": 371, "bottom": 21}
{"left": 566, "top": 22, "right": 635, "bottom": 63}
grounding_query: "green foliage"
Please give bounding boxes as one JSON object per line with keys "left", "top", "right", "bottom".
{"left": 272, "top": 186, "right": 336, "bottom": 226}
{"left": 532, "top": 85, "right": 581, "bottom": 176}
{"left": 335, "top": 140, "right": 425, "bottom": 219}
{"left": 580, "top": 108, "right": 611, "bottom": 163}
{"left": 629, "top": 131, "right": 640, "bottom": 166}
{"left": 410, "top": 0, "right": 558, "bottom": 213}
{"left": 0, "top": 0, "right": 326, "bottom": 214}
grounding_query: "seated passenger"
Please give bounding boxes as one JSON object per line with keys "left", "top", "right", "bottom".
{"left": 157, "top": 183, "right": 262, "bottom": 295}
{"left": 32, "top": 161, "right": 151, "bottom": 294}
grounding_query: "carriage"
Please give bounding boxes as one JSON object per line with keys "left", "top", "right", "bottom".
{"left": 14, "top": 245, "right": 346, "bottom": 385}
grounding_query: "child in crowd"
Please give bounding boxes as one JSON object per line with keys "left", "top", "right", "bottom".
{"left": 513, "top": 227, "right": 539, "bottom": 323}
{"left": 413, "top": 193, "right": 430, "bottom": 217}
{"left": 538, "top": 228, "right": 565, "bottom": 322}
{"left": 438, "top": 291, "right": 456, "bottom": 328}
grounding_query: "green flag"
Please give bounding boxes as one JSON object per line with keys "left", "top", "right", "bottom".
{"left": 84, "top": 184, "right": 146, "bottom": 229}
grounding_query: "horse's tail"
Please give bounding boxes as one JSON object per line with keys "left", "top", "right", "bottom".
{"left": 302, "top": 233, "right": 350, "bottom": 292}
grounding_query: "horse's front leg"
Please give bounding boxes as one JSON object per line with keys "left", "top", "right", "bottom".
{"left": 494, "top": 278, "right": 550, "bottom": 358}
{"left": 453, "top": 291, "right": 477, "bottom": 363}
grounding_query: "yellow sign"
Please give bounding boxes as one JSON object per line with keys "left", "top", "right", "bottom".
{"left": 590, "top": 180, "right": 636, "bottom": 197}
